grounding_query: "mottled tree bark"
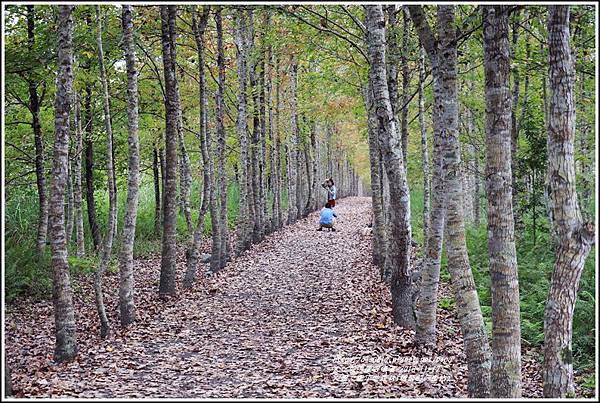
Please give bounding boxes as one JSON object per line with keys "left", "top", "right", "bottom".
{"left": 83, "top": 85, "right": 101, "bottom": 252}
{"left": 234, "top": 9, "right": 252, "bottom": 255}
{"left": 543, "top": 6, "right": 595, "bottom": 397}
{"left": 73, "top": 93, "right": 85, "bottom": 257}
{"left": 410, "top": 6, "right": 491, "bottom": 396}
{"left": 271, "top": 56, "right": 283, "bottom": 230}
{"left": 94, "top": 5, "right": 115, "bottom": 338}
{"left": 49, "top": 4, "right": 77, "bottom": 363}
{"left": 287, "top": 60, "right": 299, "bottom": 224}
{"left": 418, "top": 45, "right": 430, "bottom": 249}
{"left": 159, "top": 5, "right": 179, "bottom": 296}
{"left": 27, "top": 5, "right": 49, "bottom": 257}
{"left": 365, "top": 5, "right": 414, "bottom": 329}
{"left": 483, "top": 5, "right": 522, "bottom": 397}
{"left": 364, "top": 83, "right": 387, "bottom": 269}
{"left": 510, "top": 10, "right": 522, "bottom": 230}
{"left": 400, "top": 7, "right": 411, "bottom": 168}
{"left": 185, "top": 6, "right": 211, "bottom": 287}
{"left": 153, "top": 143, "right": 161, "bottom": 236}
{"left": 65, "top": 156, "right": 74, "bottom": 245}
{"left": 118, "top": 4, "right": 141, "bottom": 326}
{"left": 215, "top": 8, "right": 230, "bottom": 270}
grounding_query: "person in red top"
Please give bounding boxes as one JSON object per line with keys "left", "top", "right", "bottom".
{"left": 322, "top": 177, "right": 336, "bottom": 207}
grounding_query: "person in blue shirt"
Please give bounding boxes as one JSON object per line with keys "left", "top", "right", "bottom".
{"left": 317, "top": 202, "right": 338, "bottom": 231}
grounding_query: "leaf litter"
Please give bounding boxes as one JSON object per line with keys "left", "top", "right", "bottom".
{"left": 5, "top": 197, "right": 585, "bottom": 398}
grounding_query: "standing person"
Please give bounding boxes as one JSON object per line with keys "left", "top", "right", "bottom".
{"left": 323, "top": 177, "right": 337, "bottom": 207}
{"left": 317, "top": 202, "right": 338, "bottom": 231}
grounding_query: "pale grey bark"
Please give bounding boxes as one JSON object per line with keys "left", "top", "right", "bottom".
{"left": 159, "top": 5, "right": 179, "bottom": 296}
{"left": 65, "top": 156, "right": 74, "bottom": 245}
{"left": 271, "top": 55, "right": 283, "bottom": 230}
{"left": 543, "top": 6, "right": 595, "bottom": 397}
{"left": 185, "top": 6, "right": 211, "bottom": 286}
{"left": 235, "top": 9, "right": 252, "bottom": 255}
{"left": 215, "top": 8, "right": 230, "bottom": 270}
{"left": 365, "top": 5, "right": 414, "bottom": 329}
{"left": 27, "top": 5, "right": 49, "bottom": 257}
{"left": 49, "top": 4, "right": 77, "bottom": 363}
{"left": 483, "top": 5, "right": 522, "bottom": 397}
{"left": 118, "top": 4, "right": 140, "bottom": 326}
{"left": 94, "top": 5, "right": 115, "bottom": 338}
{"left": 410, "top": 6, "right": 491, "bottom": 396}
{"left": 418, "top": 45, "right": 430, "bottom": 249}
{"left": 364, "top": 83, "right": 387, "bottom": 269}
{"left": 287, "top": 60, "right": 299, "bottom": 224}
{"left": 73, "top": 93, "right": 85, "bottom": 257}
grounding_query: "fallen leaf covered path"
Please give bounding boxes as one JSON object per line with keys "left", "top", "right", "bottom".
{"left": 6, "top": 197, "right": 544, "bottom": 398}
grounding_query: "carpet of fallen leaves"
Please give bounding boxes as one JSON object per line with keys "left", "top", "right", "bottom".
{"left": 5, "top": 197, "right": 588, "bottom": 398}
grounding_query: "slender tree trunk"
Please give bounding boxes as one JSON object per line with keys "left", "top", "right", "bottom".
{"left": 83, "top": 85, "right": 101, "bottom": 251}
{"left": 287, "top": 60, "right": 299, "bottom": 224}
{"left": 27, "top": 5, "right": 49, "bottom": 257}
{"left": 400, "top": 7, "right": 411, "bottom": 168}
{"left": 49, "top": 5, "right": 77, "bottom": 363}
{"left": 185, "top": 6, "right": 211, "bottom": 286}
{"left": 215, "top": 8, "right": 230, "bottom": 269}
{"left": 418, "top": 45, "right": 430, "bottom": 249}
{"left": 483, "top": 6, "right": 522, "bottom": 397}
{"left": 158, "top": 5, "right": 179, "bottom": 296}
{"left": 272, "top": 56, "right": 283, "bottom": 230}
{"left": 65, "top": 157, "right": 74, "bottom": 245}
{"left": 234, "top": 8, "right": 251, "bottom": 255}
{"left": 510, "top": 10, "right": 522, "bottom": 230}
{"left": 118, "top": 5, "right": 141, "bottom": 326}
{"left": 364, "top": 84, "right": 387, "bottom": 269}
{"left": 153, "top": 143, "right": 161, "bottom": 236}
{"left": 543, "top": 6, "right": 596, "bottom": 397}
{"left": 410, "top": 6, "right": 491, "bottom": 396}
{"left": 365, "top": 5, "right": 414, "bottom": 329}
{"left": 413, "top": 19, "right": 446, "bottom": 343}
{"left": 73, "top": 93, "right": 85, "bottom": 257}
{"left": 94, "top": 5, "right": 115, "bottom": 338}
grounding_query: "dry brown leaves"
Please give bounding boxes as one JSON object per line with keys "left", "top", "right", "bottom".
{"left": 4, "top": 197, "right": 576, "bottom": 398}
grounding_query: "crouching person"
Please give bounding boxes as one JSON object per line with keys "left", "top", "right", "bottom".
{"left": 317, "top": 202, "right": 337, "bottom": 232}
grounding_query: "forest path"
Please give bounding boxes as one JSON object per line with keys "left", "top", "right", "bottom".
{"left": 6, "top": 197, "right": 542, "bottom": 398}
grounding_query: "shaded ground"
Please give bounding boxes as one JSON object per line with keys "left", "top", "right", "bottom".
{"left": 5, "top": 197, "right": 551, "bottom": 397}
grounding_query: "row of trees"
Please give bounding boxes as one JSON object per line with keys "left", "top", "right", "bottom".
{"left": 363, "top": 4, "right": 594, "bottom": 398}
{"left": 8, "top": 4, "right": 361, "bottom": 367}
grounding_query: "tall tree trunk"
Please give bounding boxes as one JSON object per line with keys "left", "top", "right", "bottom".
{"left": 65, "top": 157, "right": 74, "bottom": 245}
{"left": 118, "top": 4, "right": 141, "bottom": 327}
{"left": 543, "top": 6, "right": 595, "bottom": 397}
{"left": 83, "top": 85, "right": 101, "bottom": 251}
{"left": 287, "top": 60, "right": 299, "bottom": 224}
{"left": 73, "top": 93, "right": 85, "bottom": 257}
{"left": 169, "top": 18, "right": 193, "bottom": 235}
{"left": 153, "top": 142, "right": 161, "bottom": 236}
{"left": 271, "top": 55, "right": 283, "bottom": 230}
{"left": 158, "top": 5, "right": 179, "bottom": 296}
{"left": 185, "top": 6, "right": 212, "bottom": 286}
{"left": 234, "top": 9, "right": 252, "bottom": 255}
{"left": 510, "top": 9, "right": 522, "bottom": 230}
{"left": 364, "top": 84, "right": 387, "bottom": 269}
{"left": 400, "top": 7, "right": 411, "bottom": 168}
{"left": 27, "top": 5, "right": 49, "bottom": 257}
{"left": 483, "top": 5, "right": 522, "bottom": 397}
{"left": 365, "top": 5, "right": 414, "bottom": 329}
{"left": 49, "top": 4, "right": 77, "bottom": 363}
{"left": 94, "top": 5, "right": 115, "bottom": 338}
{"left": 215, "top": 8, "right": 230, "bottom": 270}
{"left": 418, "top": 45, "right": 430, "bottom": 249}
{"left": 410, "top": 6, "right": 491, "bottom": 396}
